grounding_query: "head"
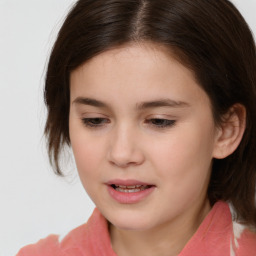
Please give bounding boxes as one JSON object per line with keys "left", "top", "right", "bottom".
{"left": 44, "top": 0, "right": 256, "bottom": 227}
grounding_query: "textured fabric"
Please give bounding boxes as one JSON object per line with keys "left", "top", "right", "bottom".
{"left": 17, "top": 202, "right": 256, "bottom": 256}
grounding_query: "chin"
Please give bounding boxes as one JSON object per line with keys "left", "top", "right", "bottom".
{"left": 112, "top": 220, "right": 152, "bottom": 231}
{"left": 106, "top": 210, "right": 155, "bottom": 231}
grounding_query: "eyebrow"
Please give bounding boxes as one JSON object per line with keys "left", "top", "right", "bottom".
{"left": 136, "top": 98, "right": 189, "bottom": 110}
{"left": 72, "top": 97, "right": 190, "bottom": 109}
{"left": 72, "top": 97, "right": 107, "bottom": 108}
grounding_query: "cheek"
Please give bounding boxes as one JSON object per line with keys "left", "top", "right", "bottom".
{"left": 71, "top": 138, "right": 106, "bottom": 203}
{"left": 149, "top": 134, "right": 213, "bottom": 211}
{"left": 149, "top": 123, "right": 215, "bottom": 186}
{"left": 72, "top": 139, "right": 103, "bottom": 171}
{"left": 69, "top": 122, "right": 105, "bottom": 182}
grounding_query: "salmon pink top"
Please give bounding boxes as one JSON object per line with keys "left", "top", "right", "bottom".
{"left": 17, "top": 201, "right": 256, "bottom": 256}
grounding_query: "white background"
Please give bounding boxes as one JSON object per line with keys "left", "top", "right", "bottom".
{"left": 0, "top": 1, "right": 255, "bottom": 255}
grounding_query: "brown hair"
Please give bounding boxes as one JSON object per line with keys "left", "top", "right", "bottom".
{"left": 44, "top": 0, "right": 256, "bottom": 227}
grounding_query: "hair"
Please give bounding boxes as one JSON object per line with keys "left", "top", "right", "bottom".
{"left": 44, "top": 0, "right": 256, "bottom": 227}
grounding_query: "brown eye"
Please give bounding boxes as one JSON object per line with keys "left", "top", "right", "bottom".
{"left": 147, "top": 118, "right": 176, "bottom": 128}
{"left": 81, "top": 118, "right": 109, "bottom": 128}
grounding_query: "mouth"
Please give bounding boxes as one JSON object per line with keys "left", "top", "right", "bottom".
{"left": 110, "top": 184, "right": 153, "bottom": 193}
{"left": 106, "top": 180, "right": 156, "bottom": 204}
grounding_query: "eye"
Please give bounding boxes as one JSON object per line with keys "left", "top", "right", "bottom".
{"left": 146, "top": 118, "right": 176, "bottom": 128}
{"left": 81, "top": 118, "right": 109, "bottom": 128}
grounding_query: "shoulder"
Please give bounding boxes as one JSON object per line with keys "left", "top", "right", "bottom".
{"left": 16, "top": 208, "right": 111, "bottom": 256}
{"left": 16, "top": 234, "right": 62, "bottom": 256}
{"left": 232, "top": 221, "right": 256, "bottom": 256}
{"left": 16, "top": 223, "right": 88, "bottom": 256}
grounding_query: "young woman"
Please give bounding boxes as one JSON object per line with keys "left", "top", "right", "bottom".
{"left": 17, "top": 0, "right": 256, "bottom": 255}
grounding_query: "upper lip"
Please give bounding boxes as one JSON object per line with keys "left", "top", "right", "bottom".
{"left": 106, "top": 179, "right": 154, "bottom": 186}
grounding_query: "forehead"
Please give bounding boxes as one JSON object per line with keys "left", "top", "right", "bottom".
{"left": 71, "top": 42, "right": 194, "bottom": 82}
{"left": 70, "top": 42, "right": 210, "bottom": 109}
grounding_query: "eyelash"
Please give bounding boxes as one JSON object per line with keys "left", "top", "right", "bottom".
{"left": 145, "top": 118, "right": 176, "bottom": 128}
{"left": 81, "top": 118, "right": 176, "bottom": 129}
{"left": 81, "top": 118, "right": 109, "bottom": 128}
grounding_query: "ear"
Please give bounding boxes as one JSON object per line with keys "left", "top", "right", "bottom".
{"left": 213, "top": 104, "right": 246, "bottom": 159}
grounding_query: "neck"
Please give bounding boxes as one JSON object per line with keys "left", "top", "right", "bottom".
{"left": 110, "top": 199, "right": 211, "bottom": 256}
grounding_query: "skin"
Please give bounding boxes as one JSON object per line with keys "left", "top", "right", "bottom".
{"left": 69, "top": 42, "right": 224, "bottom": 256}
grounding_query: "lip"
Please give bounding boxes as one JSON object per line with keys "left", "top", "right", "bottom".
{"left": 106, "top": 179, "right": 152, "bottom": 186}
{"left": 106, "top": 179, "right": 156, "bottom": 204}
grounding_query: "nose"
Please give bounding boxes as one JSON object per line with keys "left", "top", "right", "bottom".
{"left": 107, "top": 125, "right": 145, "bottom": 168}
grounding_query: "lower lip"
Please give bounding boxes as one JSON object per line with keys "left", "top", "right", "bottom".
{"left": 107, "top": 185, "right": 155, "bottom": 204}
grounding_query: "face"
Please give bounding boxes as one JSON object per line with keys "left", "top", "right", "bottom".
{"left": 69, "top": 43, "right": 219, "bottom": 232}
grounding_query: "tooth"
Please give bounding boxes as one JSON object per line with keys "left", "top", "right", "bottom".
{"left": 126, "top": 185, "right": 136, "bottom": 189}
{"left": 115, "top": 184, "right": 151, "bottom": 189}
{"left": 116, "top": 188, "right": 124, "bottom": 192}
{"left": 116, "top": 188, "right": 141, "bottom": 193}
{"left": 128, "top": 189, "right": 140, "bottom": 192}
